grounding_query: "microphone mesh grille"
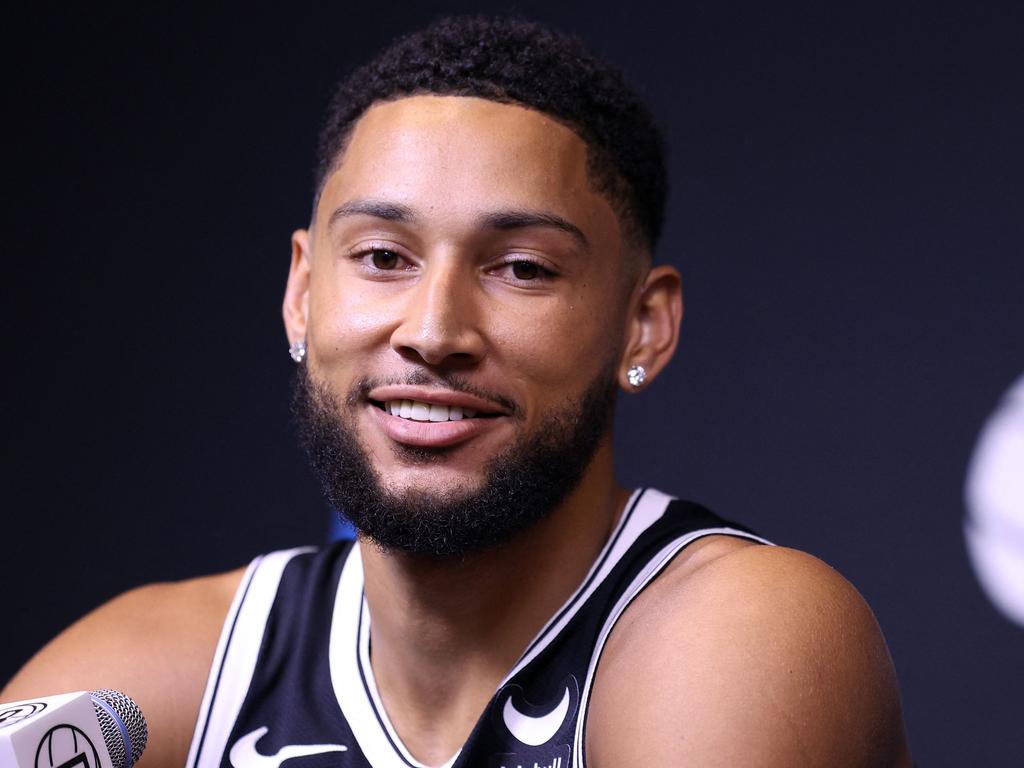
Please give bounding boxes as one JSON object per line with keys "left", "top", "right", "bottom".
{"left": 89, "top": 689, "right": 149, "bottom": 768}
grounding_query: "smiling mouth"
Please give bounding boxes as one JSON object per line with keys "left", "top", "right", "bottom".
{"left": 371, "top": 399, "right": 501, "bottom": 422}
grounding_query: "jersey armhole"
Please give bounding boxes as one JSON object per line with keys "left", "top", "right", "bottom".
{"left": 573, "top": 529, "right": 772, "bottom": 768}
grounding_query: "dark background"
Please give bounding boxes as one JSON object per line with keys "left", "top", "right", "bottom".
{"left": 5, "top": 2, "right": 1022, "bottom": 764}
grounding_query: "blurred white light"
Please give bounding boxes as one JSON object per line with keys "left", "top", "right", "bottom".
{"left": 965, "top": 374, "right": 1024, "bottom": 627}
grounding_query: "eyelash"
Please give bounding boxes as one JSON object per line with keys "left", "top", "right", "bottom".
{"left": 349, "top": 247, "right": 557, "bottom": 283}
{"left": 493, "top": 256, "right": 557, "bottom": 282}
{"left": 349, "top": 246, "right": 410, "bottom": 274}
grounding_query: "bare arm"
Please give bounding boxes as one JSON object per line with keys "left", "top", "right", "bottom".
{"left": 2, "top": 569, "right": 244, "bottom": 768}
{"left": 587, "top": 543, "right": 912, "bottom": 767}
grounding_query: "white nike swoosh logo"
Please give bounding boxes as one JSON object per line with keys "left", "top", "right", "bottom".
{"left": 502, "top": 686, "right": 570, "bottom": 747}
{"left": 229, "top": 726, "right": 347, "bottom": 768}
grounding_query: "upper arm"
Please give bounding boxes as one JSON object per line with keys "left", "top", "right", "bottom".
{"left": 586, "top": 544, "right": 912, "bottom": 768}
{"left": 1, "top": 569, "right": 244, "bottom": 768}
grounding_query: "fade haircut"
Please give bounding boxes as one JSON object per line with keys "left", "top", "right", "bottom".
{"left": 314, "top": 15, "right": 668, "bottom": 254}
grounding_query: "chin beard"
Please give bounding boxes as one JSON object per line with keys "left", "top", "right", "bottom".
{"left": 291, "top": 363, "right": 618, "bottom": 559}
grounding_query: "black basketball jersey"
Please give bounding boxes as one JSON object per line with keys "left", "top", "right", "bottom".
{"left": 184, "top": 488, "right": 769, "bottom": 768}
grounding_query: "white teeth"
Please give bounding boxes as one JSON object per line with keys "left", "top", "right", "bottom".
{"left": 384, "top": 400, "right": 481, "bottom": 422}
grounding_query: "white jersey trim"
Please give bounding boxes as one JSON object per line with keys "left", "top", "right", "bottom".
{"left": 358, "top": 597, "right": 461, "bottom": 768}
{"left": 571, "top": 527, "right": 774, "bottom": 767}
{"left": 500, "top": 487, "right": 672, "bottom": 685}
{"left": 329, "top": 545, "right": 461, "bottom": 768}
{"left": 185, "top": 547, "right": 314, "bottom": 768}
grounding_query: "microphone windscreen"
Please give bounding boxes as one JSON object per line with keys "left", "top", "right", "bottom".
{"left": 89, "top": 690, "right": 148, "bottom": 768}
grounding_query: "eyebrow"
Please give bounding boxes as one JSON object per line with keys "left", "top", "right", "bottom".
{"left": 327, "top": 198, "right": 589, "bottom": 250}
{"left": 328, "top": 199, "right": 417, "bottom": 230}
{"left": 481, "top": 209, "right": 589, "bottom": 250}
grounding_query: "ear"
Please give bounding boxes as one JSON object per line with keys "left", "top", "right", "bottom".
{"left": 618, "top": 265, "right": 683, "bottom": 390}
{"left": 282, "top": 228, "right": 312, "bottom": 347}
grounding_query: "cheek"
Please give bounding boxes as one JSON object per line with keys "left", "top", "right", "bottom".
{"left": 487, "top": 284, "right": 624, "bottom": 389}
{"left": 307, "top": 273, "right": 392, "bottom": 363}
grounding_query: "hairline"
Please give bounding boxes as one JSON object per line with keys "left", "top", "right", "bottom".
{"left": 309, "top": 93, "right": 652, "bottom": 286}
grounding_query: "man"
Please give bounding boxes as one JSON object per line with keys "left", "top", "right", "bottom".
{"left": 3, "top": 16, "right": 912, "bottom": 767}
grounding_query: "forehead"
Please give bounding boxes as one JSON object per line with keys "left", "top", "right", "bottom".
{"left": 314, "top": 95, "right": 619, "bottom": 243}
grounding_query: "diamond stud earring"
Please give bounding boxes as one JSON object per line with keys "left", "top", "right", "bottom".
{"left": 289, "top": 340, "right": 307, "bottom": 363}
{"left": 627, "top": 364, "right": 647, "bottom": 387}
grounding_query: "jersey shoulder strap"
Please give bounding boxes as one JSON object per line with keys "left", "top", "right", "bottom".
{"left": 455, "top": 489, "right": 771, "bottom": 768}
{"left": 185, "top": 545, "right": 326, "bottom": 768}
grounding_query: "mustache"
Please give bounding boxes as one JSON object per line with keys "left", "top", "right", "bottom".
{"left": 349, "top": 370, "right": 523, "bottom": 418}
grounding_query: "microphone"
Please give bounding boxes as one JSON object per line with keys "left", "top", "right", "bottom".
{"left": 0, "top": 689, "right": 148, "bottom": 768}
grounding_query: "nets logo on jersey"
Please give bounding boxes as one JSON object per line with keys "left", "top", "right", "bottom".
{"left": 489, "top": 675, "right": 578, "bottom": 768}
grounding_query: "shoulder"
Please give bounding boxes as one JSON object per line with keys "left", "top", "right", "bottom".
{"left": 586, "top": 539, "right": 912, "bottom": 767}
{"left": 2, "top": 567, "right": 247, "bottom": 768}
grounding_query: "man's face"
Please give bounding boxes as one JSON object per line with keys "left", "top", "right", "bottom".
{"left": 286, "top": 96, "right": 635, "bottom": 551}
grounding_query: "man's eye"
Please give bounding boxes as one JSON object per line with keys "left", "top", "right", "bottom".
{"left": 511, "top": 261, "right": 542, "bottom": 280}
{"left": 369, "top": 249, "right": 400, "bottom": 270}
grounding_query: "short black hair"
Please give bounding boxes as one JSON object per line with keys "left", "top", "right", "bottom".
{"left": 315, "top": 15, "right": 668, "bottom": 253}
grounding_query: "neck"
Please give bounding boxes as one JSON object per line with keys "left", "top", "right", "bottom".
{"left": 359, "top": 440, "right": 629, "bottom": 765}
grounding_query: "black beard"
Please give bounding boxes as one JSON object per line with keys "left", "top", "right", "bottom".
{"left": 291, "top": 363, "right": 617, "bottom": 559}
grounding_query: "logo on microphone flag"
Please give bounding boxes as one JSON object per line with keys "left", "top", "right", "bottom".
{"left": 34, "top": 724, "right": 102, "bottom": 768}
{"left": 0, "top": 693, "right": 116, "bottom": 768}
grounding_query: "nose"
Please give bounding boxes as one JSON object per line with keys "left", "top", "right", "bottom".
{"left": 389, "top": 258, "right": 486, "bottom": 367}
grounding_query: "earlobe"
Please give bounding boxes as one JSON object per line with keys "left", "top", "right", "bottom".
{"left": 618, "top": 265, "right": 683, "bottom": 391}
{"left": 282, "top": 229, "right": 312, "bottom": 346}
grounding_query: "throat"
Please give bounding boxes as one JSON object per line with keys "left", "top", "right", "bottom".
{"left": 355, "top": 476, "right": 630, "bottom": 764}
{"left": 367, "top": 632, "right": 500, "bottom": 766}
{"left": 359, "top": 542, "right": 566, "bottom": 763}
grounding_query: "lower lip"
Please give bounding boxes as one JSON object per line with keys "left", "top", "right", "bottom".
{"left": 368, "top": 404, "right": 502, "bottom": 448}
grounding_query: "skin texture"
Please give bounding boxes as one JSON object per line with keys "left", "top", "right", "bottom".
{"left": 587, "top": 539, "right": 911, "bottom": 767}
{"left": 3, "top": 96, "right": 910, "bottom": 767}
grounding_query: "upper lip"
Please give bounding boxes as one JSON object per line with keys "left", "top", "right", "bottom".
{"left": 367, "top": 385, "right": 510, "bottom": 416}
